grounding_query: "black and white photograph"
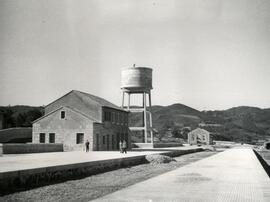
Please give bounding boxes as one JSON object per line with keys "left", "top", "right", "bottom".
{"left": 0, "top": 0, "right": 270, "bottom": 201}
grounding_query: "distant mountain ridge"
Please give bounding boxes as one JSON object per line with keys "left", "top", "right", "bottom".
{"left": 1, "top": 104, "right": 270, "bottom": 143}
{"left": 130, "top": 104, "right": 270, "bottom": 143}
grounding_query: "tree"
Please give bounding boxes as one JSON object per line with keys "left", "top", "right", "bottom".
{"left": 25, "top": 109, "right": 43, "bottom": 126}
{"left": 16, "top": 113, "right": 27, "bottom": 127}
{"left": 172, "top": 126, "right": 182, "bottom": 138}
{"left": 3, "top": 109, "right": 15, "bottom": 128}
{"left": 181, "top": 127, "right": 191, "bottom": 140}
{"left": 155, "top": 120, "right": 174, "bottom": 142}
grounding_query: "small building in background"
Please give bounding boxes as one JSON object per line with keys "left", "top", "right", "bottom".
{"left": 188, "top": 128, "right": 212, "bottom": 145}
{"left": 32, "top": 90, "right": 130, "bottom": 151}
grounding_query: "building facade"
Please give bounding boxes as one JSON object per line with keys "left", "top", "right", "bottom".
{"left": 32, "top": 90, "right": 130, "bottom": 151}
{"left": 188, "top": 128, "right": 212, "bottom": 145}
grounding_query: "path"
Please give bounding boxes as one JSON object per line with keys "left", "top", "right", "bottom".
{"left": 93, "top": 148, "right": 270, "bottom": 202}
{"left": 0, "top": 146, "right": 199, "bottom": 173}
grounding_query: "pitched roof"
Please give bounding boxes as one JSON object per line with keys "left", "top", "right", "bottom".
{"left": 44, "top": 90, "right": 126, "bottom": 122}
{"left": 73, "top": 90, "right": 123, "bottom": 111}
{"left": 46, "top": 90, "right": 124, "bottom": 111}
{"left": 188, "top": 128, "right": 210, "bottom": 135}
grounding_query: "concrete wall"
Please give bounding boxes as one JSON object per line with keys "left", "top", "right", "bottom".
{"left": 33, "top": 107, "right": 94, "bottom": 151}
{"left": 162, "top": 148, "right": 204, "bottom": 157}
{"left": 0, "top": 154, "right": 146, "bottom": 195}
{"left": 133, "top": 143, "right": 183, "bottom": 148}
{"left": 253, "top": 150, "right": 270, "bottom": 177}
{"left": 153, "top": 143, "right": 183, "bottom": 148}
{"left": 0, "top": 128, "right": 32, "bottom": 143}
{"left": 0, "top": 143, "right": 2, "bottom": 156}
{"left": 2, "top": 143, "right": 63, "bottom": 154}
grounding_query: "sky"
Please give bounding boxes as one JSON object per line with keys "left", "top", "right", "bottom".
{"left": 0, "top": 0, "right": 270, "bottom": 111}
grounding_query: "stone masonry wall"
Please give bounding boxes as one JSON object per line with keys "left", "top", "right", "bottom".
{"left": 92, "top": 107, "right": 131, "bottom": 151}
{"left": 93, "top": 122, "right": 130, "bottom": 151}
{"left": 33, "top": 107, "right": 94, "bottom": 151}
{"left": 2, "top": 143, "right": 63, "bottom": 154}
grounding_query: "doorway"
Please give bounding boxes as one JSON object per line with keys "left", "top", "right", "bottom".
{"left": 96, "top": 134, "right": 99, "bottom": 151}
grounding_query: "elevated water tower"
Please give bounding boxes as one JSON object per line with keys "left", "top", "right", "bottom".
{"left": 121, "top": 65, "right": 153, "bottom": 143}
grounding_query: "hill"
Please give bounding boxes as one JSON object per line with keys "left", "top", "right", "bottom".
{"left": 129, "top": 104, "right": 201, "bottom": 131}
{"left": 130, "top": 104, "right": 270, "bottom": 143}
{"left": 0, "top": 105, "right": 44, "bottom": 128}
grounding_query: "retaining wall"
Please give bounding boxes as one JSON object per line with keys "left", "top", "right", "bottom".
{"left": 162, "top": 148, "right": 203, "bottom": 157}
{"left": 0, "top": 144, "right": 2, "bottom": 156}
{"left": 153, "top": 143, "right": 183, "bottom": 148}
{"left": 2, "top": 143, "right": 63, "bottom": 154}
{"left": 132, "top": 143, "right": 183, "bottom": 149}
{"left": 253, "top": 150, "right": 270, "bottom": 177}
{"left": 0, "top": 148, "right": 203, "bottom": 195}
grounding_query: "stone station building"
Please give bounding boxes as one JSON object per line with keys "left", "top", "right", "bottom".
{"left": 32, "top": 90, "right": 130, "bottom": 151}
{"left": 188, "top": 128, "right": 212, "bottom": 145}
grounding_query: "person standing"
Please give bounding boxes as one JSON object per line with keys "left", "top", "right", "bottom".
{"left": 122, "top": 140, "right": 127, "bottom": 154}
{"left": 85, "top": 140, "right": 89, "bottom": 152}
{"left": 119, "top": 140, "right": 123, "bottom": 153}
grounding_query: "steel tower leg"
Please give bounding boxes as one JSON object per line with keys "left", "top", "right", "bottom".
{"left": 128, "top": 93, "right": 130, "bottom": 110}
{"left": 143, "top": 92, "right": 147, "bottom": 143}
{"left": 122, "top": 91, "right": 125, "bottom": 108}
{"left": 149, "top": 92, "right": 153, "bottom": 144}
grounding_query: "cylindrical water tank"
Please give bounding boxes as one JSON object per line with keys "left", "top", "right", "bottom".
{"left": 121, "top": 67, "right": 153, "bottom": 91}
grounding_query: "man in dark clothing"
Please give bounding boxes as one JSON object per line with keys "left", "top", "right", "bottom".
{"left": 85, "top": 140, "right": 89, "bottom": 152}
{"left": 122, "top": 140, "right": 127, "bottom": 154}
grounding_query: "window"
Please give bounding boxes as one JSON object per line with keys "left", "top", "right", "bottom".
{"left": 112, "top": 135, "right": 114, "bottom": 149}
{"left": 96, "top": 134, "right": 99, "bottom": 151}
{"left": 104, "top": 111, "right": 111, "bottom": 121}
{"left": 119, "top": 113, "right": 122, "bottom": 124}
{"left": 103, "top": 136, "right": 106, "bottom": 144}
{"left": 39, "top": 133, "right": 45, "bottom": 143}
{"left": 120, "top": 113, "right": 124, "bottom": 125}
{"left": 112, "top": 112, "right": 114, "bottom": 123}
{"left": 107, "top": 135, "right": 109, "bottom": 150}
{"left": 116, "top": 113, "right": 119, "bottom": 124}
{"left": 117, "top": 133, "right": 120, "bottom": 149}
{"left": 76, "top": 133, "right": 84, "bottom": 144}
{"left": 49, "top": 133, "right": 55, "bottom": 143}
{"left": 61, "top": 111, "right": 65, "bottom": 119}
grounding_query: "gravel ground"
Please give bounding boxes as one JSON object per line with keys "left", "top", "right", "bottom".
{"left": 257, "top": 150, "right": 270, "bottom": 163}
{"left": 0, "top": 151, "right": 218, "bottom": 202}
